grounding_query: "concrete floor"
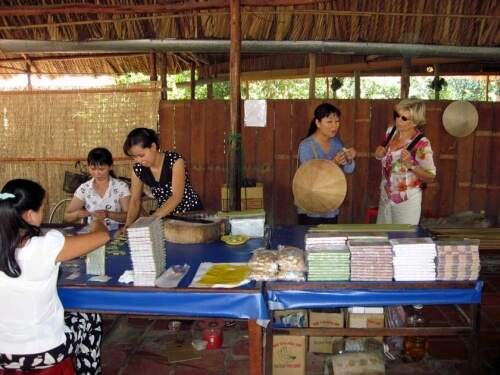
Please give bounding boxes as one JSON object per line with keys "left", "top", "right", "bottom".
{"left": 100, "top": 256, "right": 500, "bottom": 375}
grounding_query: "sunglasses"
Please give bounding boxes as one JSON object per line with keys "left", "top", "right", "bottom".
{"left": 394, "top": 111, "right": 410, "bottom": 122}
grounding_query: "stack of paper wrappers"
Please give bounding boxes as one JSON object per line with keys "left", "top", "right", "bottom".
{"left": 305, "top": 231, "right": 349, "bottom": 281}
{"left": 434, "top": 239, "right": 480, "bottom": 280}
{"left": 127, "top": 217, "right": 166, "bottom": 286}
{"left": 348, "top": 239, "right": 394, "bottom": 281}
{"left": 390, "top": 237, "right": 437, "bottom": 281}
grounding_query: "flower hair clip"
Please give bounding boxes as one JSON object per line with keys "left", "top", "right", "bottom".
{"left": 0, "top": 193, "right": 15, "bottom": 200}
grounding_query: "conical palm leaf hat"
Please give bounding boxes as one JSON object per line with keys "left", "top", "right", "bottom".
{"left": 442, "top": 100, "right": 478, "bottom": 137}
{"left": 293, "top": 159, "right": 347, "bottom": 214}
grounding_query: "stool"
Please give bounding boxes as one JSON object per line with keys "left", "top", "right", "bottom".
{"left": 0, "top": 358, "right": 75, "bottom": 375}
{"left": 365, "top": 206, "right": 379, "bottom": 224}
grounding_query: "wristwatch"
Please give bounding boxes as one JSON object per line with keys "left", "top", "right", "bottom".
{"left": 408, "top": 163, "right": 416, "bottom": 171}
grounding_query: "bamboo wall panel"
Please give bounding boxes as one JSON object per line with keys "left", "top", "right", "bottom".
{"left": 367, "top": 100, "right": 396, "bottom": 210}
{"left": 204, "top": 101, "right": 227, "bottom": 211}
{"left": 159, "top": 99, "right": 174, "bottom": 151}
{"left": 290, "top": 100, "right": 313, "bottom": 222}
{"left": 486, "top": 104, "right": 500, "bottom": 224}
{"left": 273, "top": 100, "right": 295, "bottom": 225}
{"left": 471, "top": 103, "right": 493, "bottom": 214}
{"left": 421, "top": 101, "right": 442, "bottom": 217}
{"left": 241, "top": 101, "right": 274, "bottom": 216}
{"left": 189, "top": 100, "right": 208, "bottom": 202}
{"left": 454, "top": 131, "right": 475, "bottom": 213}
{"left": 351, "top": 101, "right": 372, "bottom": 224}
{"left": 337, "top": 99, "right": 355, "bottom": 224}
{"left": 175, "top": 101, "right": 193, "bottom": 168}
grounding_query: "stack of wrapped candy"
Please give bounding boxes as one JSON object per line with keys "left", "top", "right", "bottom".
{"left": 390, "top": 237, "right": 437, "bottom": 281}
{"left": 435, "top": 239, "right": 480, "bottom": 280}
{"left": 348, "top": 239, "right": 393, "bottom": 281}
{"left": 127, "top": 216, "right": 166, "bottom": 286}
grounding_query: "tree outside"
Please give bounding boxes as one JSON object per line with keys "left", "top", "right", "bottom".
{"left": 114, "top": 72, "right": 498, "bottom": 102}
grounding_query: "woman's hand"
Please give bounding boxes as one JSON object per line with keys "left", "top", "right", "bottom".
{"left": 93, "top": 209, "right": 107, "bottom": 220}
{"left": 90, "top": 218, "right": 108, "bottom": 233}
{"left": 75, "top": 208, "right": 91, "bottom": 219}
{"left": 374, "top": 146, "right": 387, "bottom": 159}
{"left": 114, "top": 225, "right": 128, "bottom": 239}
{"left": 334, "top": 151, "right": 348, "bottom": 165}
{"left": 344, "top": 147, "right": 357, "bottom": 162}
{"left": 400, "top": 149, "right": 413, "bottom": 169}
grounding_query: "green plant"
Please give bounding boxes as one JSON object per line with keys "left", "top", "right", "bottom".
{"left": 225, "top": 132, "right": 245, "bottom": 186}
{"left": 330, "top": 77, "right": 344, "bottom": 91}
{"left": 428, "top": 77, "right": 447, "bottom": 92}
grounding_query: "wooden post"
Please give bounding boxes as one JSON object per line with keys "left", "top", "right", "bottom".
{"left": 229, "top": 0, "right": 242, "bottom": 212}
{"left": 190, "top": 62, "right": 196, "bottom": 100}
{"left": 401, "top": 58, "right": 411, "bottom": 99}
{"left": 433, "top": 64, "right": 440, "bottom": 100}
{"left": 149, "top": 52, "right": 158, "bottom": 82}
{"left": 354, "top": 70, "right": 361, "bottom": 99}
{"left": 160, "top": 52, "right": 167, "bottom": 100}
{"left": 207, "top": 83, "right": 214, "bottom": 99}
{"left": 309, "top": 53, "right": 316, "bottom": 99}
{"left": 26, "top": 63, "right": 32, "bottom": 90}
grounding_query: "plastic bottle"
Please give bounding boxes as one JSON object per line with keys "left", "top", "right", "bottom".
{"left": 403, "top": 305, "right": 429, "bottom": 361}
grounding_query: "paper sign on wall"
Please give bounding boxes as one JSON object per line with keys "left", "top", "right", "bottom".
{"left": 244, "top": 99, "right": 267, "bottom": 127}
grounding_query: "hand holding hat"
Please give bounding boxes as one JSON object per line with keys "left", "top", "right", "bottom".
{"left": 293, "top": 159, "right": 347, "bottom": 214}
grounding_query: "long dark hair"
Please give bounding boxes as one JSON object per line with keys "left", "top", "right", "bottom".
{"left": 123, "top": 128, "right": 161, "bottom": 156}
{"left": 304, "top": 103, "right": 342, "bottom": 138}
{"left": 87, "top": 147, "right": 116, "bottom": 178}
{"left": 0, "top": 179, "right": 44, "bottom": 278}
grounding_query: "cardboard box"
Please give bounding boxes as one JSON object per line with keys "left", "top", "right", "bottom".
{"left": 165, "top": 331, "right": 202, "bottom": 363}
{"left": 308, "top": 309, "right": 344, "bottom": 353}
{"left": 221, "top": 183, "right": 264, "bottom": 211}
{"left": 273, "top": 309, "right": 308, "bottom": 328}
{"left": 347, "top": 311, "right": 385, "bottom": 342}
{"left": 272, "top": 335, "right": 306, "bottom": 375}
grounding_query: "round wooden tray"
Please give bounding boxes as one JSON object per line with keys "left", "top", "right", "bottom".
{"left": 163, "top": 211, "right": 227, "bottom": 244}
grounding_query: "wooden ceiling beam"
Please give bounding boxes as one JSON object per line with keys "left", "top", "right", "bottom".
{"left": 0, "top": 2, "right": 493, "bottom": 19}
{"left": 238, "top": 57, "right": 473, "bottom": 81}
{"left": 0, "top": 1, "right": 327, "bottom": 17}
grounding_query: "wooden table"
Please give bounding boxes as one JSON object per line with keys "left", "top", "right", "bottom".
{"left": 265, "top": 280, "right": 481, "bottom": 374}
{"left": 55, "top": 226, "right": 269, "bottom": 375}
{"left": 264, "top": 225, "right": 482, "bottom": 375}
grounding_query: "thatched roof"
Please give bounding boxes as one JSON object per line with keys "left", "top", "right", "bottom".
{"left": 0, "top": 0, "right": 498, "bottom": 80}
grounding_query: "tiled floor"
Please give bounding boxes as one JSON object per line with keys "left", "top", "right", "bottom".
{"left": 100, "top": 256, "right": 500, "bottom": 375}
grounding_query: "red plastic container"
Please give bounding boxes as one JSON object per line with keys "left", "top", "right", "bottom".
{"left": 203, "top": 328, "right": 223, "bottom": 349}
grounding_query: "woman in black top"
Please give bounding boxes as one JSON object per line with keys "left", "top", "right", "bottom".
{"left": 120, "top": 128, "right": 203, "bottom": 230}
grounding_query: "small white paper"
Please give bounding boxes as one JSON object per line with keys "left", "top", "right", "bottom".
{"left": 155, "top": 264, "right": 190, "bottom": 288}
{"left": 88, "top": 275, "right": 111, "bottom": 282}
{"left": 86, "top": 245, "right": 106, "bottom": 275}
{"left": 118, "top": 270, "right": 134, "bottom": 283}
{"left": 244, "top": 100, "right": 267, "bottom": 127}
{"left": 66, "top": 272, "right": 81, "bottom": 280}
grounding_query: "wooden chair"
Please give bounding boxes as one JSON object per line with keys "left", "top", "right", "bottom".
{"left": 0, "top": 358, "right": 75, "bottom": 375}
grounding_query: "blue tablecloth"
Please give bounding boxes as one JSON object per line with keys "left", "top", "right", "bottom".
{"left": 266, "top": 225, "right": 482, "bottom": 310}
{"left": 57, "top": 228, "right": 270, "bottom": 320}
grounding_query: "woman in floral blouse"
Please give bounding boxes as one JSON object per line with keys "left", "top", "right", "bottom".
{"left": 374, "top": 99, "right": 436, "bottom": 224}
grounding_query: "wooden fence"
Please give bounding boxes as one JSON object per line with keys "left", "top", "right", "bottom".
{"left": 160, "top": 99, "right": 500, "bottom": 226}
{"left": 0, "top": 93, "right": 498, "bottom": 226}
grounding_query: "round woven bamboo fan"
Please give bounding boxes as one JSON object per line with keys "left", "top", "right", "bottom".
{"left": 293, "top": 159, "right": 347, "bottom": 214}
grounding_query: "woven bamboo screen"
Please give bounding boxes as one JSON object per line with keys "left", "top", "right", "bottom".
{"left": 0, "top": 86, "right": 160, "bottom": 222}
